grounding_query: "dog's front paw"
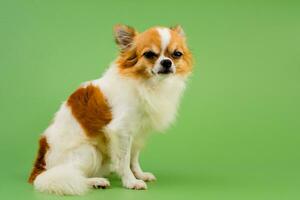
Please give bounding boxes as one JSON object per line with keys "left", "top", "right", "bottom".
{"left": 87, "top": 177, "right": 110, "bottom": 189}
{"left": 123, "top": 178, "right": 147, "bottom": 190}
{"left": 134, "top": 172, "right": 156, "bottom": 182}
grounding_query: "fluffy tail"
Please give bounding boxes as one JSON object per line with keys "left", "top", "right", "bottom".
{"left": 33, "top": 165, "right": 89, "bottom": 195}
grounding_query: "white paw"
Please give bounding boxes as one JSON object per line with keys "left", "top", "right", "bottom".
{"left": 123, "top": 178, "right": 147, "bottom": 190}
{"left": 87, "top": 177, "right": 110, "bottom": 189}
{"left": 134, "top": 172, "right": 156, "bottom": 182}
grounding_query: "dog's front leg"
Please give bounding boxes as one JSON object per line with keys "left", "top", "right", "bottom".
{"left": 116, "top": 134, "right": 147, "bottom": 190}
{"left": 131, "top": 149, "right": 156, "bottom": 182}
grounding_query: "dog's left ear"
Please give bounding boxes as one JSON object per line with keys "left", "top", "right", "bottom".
{"left": 170, "top": 25, "right": 185, "bottom": 37}
{"left": 114, "top": 24, "right": 137, "bottom": 51}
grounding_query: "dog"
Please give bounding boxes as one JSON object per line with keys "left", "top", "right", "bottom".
{"left": 28, "top": 24, "right": 193, "bottom": 195}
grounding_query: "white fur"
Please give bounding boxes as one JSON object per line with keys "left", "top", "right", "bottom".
{"left": 34, "top": 165, "right": 88, "bottom": 195}
{"left": 33, "top": 60, "right": 187, "bottom": 194}
{"left": 153, "top": 28, "right": 176, "bottom": 74}
{"left": 157, "top": 28, "right": 170, "bottom": 51}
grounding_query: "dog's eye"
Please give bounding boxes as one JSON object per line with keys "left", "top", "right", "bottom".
{"left": 143, "top": 51, "right": 157, "bottom": 59}
{"left": 172, "top": 50, "right": 183, "bottom": 58}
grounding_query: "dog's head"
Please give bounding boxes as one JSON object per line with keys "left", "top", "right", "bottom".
{"left": 114, "top": 25, "right": 192, "bottom": 80}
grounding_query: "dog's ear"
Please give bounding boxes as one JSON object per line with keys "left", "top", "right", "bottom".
{"left": 170, "top": 25, "right": 185, "bottom": 37}
{"left": 114, "top": 24, "right": 137, "bottom": 51}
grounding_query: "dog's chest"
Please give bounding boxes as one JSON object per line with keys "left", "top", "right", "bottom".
{"left": 135, "top": 78, "right": 185, "bottom": 131}
{"left": 99, "top": 73, "right": 186, "bottom": 134}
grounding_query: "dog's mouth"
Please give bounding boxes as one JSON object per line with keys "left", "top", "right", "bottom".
{"left": 154, "top": 68, "right": 174, "bottom": 75}
{"left": 158, "top": 70, "right": 172, "bottom": 74}
{"left": 151, "top": 68, "right": 175, "bottom": 76}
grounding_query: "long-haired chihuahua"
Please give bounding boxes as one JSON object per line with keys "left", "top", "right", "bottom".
{"left": 28, "top": 24, "right": 193, "bottom": 195}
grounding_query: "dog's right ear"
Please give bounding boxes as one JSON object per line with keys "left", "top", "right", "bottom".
{"left": 114, "top": 24, "right": 137, "bottom": 51}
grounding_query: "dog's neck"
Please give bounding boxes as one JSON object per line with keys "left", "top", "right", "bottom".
{"left": 98, "top": 63, "right": 188, "bottom": 132}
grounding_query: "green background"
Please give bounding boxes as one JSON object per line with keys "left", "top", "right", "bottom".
{"left": 1, "top": 0, "right": 299, "bottom": 199}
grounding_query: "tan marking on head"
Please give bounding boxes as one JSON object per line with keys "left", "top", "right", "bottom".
{"left": 168, "top": 28, "right": 193, "bottom": 75}
{"left": 135, "top": 28, "right": 162, "bottom": 53}
{"left": 116, "top": 27, "right": 162, "bottom": 79}
{"left": 28, "top": 136, "right": 49, "bottom": 183}
{"left": 116, "top": 25, "right": 192, "bottom": 79}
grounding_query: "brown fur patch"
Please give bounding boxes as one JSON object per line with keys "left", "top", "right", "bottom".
{"left": 28, "top": 136, "right": 49, "bottom": 183}
{"left": 135, "top": 28, "right": 162, "bottom": 53}
{"left": 67, "top": 84, "right": 112, "bottom": 158}
{"left": 67, "top": 85, "right": 112, "bottom": 138}
{"left": 117, "top": 28, "right": 161, "bottom": 79}
{"left": 169, "top": 29, "right": 193, "bottom": 75}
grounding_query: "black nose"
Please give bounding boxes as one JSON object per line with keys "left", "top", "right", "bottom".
{"left": 160, "top": 59, "right": 172, "bottom": 69}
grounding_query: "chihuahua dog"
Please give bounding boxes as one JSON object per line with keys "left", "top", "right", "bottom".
{"left": 28, "top": 24, "right": 193, "bottom": 195}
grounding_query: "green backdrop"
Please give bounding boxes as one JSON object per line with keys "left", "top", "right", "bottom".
{"left": 1, "top": 0, "right": 300, "bottom": 199}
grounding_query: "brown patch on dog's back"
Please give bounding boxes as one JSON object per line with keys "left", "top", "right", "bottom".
{"left": 28, "top": 136, "right": 49, "bottom": 183}
{"left": 67, "top": 85, "right": 112, "bottom": 138}
{"left": 67, "top": 85, "right": 112, "bottom": 158}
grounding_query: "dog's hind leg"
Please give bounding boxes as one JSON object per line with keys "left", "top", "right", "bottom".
{"left": 33, "top": 164, "right": 89, "bottom": 195}
{"left": 33, "top": 144, "right": 109, "bottom": 195}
